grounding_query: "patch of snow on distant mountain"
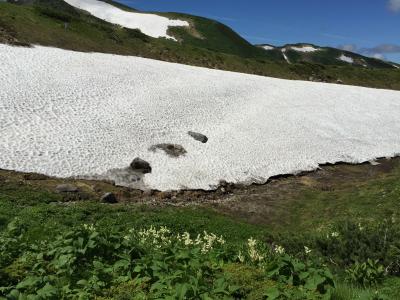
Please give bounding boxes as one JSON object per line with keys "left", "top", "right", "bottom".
{"left": 262, "top": 45, "right": 274, "bottom": 50}
{"left": 338, "top": 54, "right": 354, "bottom": 64}
{"left": 281, "top": 48, "right": 290, "bottom": 63}
{"left": 63, "top": 0, "right": 188, "bottom": 40}
{"left": 290, "top": 45, "right": 320, "bottom": 52}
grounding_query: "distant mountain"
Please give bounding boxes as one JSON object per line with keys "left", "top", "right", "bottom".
{"left": 1, "top": 0, "right": 399, "bottom": 90}
{"left": 256, "top": 43, "right": 396, "bottom": 69}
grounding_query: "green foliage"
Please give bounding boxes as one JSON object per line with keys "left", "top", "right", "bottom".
{"left": 346, "top": 259, "right": 386, "bottom": 287}
{"left": 0, "top": 223, "right": 334, "bottom": 299}
{"left": 34, "top": 6, "right": 74, "bottom": 23}
{"left": 265, "top": 254, "right": 335, "bottom": 299}
{"left": 310, "top": 221, "right": 400, "bottom": 276}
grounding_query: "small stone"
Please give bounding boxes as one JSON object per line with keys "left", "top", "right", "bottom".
{"left": 188, "top": 131, "right": 208, "bottom": 143}
{"left": 130, "top": 158, "right": 152, "bottom": 174}
{"left": 100, "top": 192, "right": 118, "bottom": 204}
{"left": 56, "top": 184, "right": 78, "bottom": 193}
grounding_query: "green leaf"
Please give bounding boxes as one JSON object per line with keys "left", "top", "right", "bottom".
{"left": 77, "top": 280, "right": 88, "bottom": 286}
{"left": 264, "top": 287, "right": 280, "bottom": 299}
{"left": 16, "top": 276, "right": 42, "bottom": 289}
{"left": 36, "top": 283, "right": 57, "bottom": 298}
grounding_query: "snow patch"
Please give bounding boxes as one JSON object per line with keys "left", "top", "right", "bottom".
{"left": 290, "top": 45, "right": 320, "bottom": 52}
{"left": 281, "top": 48, "right": 290, "bottom": 63}
{"left": 1, "top": 44, "right": 400, "bottom": 191}
{"left": 338, "top": 54, "right": 354, "bottom": 64}
{"left": 262, "top": 45, "right": 274, "bottom": 50}
{"left": 63, "top": 0, "right": 188, "bottom": 40}
{"left": 393, "top": 64, "right": 400, "bottom": 69}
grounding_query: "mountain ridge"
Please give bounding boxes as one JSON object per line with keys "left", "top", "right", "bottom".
{"left": 1, "top": 0, "right": 399, "bottom": 90}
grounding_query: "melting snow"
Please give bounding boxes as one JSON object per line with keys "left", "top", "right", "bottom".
{"left": 1, "top": 45, "right": 400, "bottom": 190}
{"left": 63, "top": 0, "right": 188, "bottom": 40}
{"left": 338, "top": 54, "right": 354, "bottom": 64}
{"left": 290, "top": 45, "right": 321, "bottom": 52}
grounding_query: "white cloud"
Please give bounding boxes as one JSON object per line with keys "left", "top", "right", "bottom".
{"left": 372, "top": 53, "right": 385, "bottom": 60}
{"left": 338, "top": 44, "right": 358, "bottom": 52}
{"left": 388, "top": 0, "right": 400, "bottom": 12}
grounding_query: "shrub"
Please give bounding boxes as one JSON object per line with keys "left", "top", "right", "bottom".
{"left": 345, "top": 259, "right": 386, "bottom": 287}
{"left": 0, "top": 222, "right": 335, "bottom": 299}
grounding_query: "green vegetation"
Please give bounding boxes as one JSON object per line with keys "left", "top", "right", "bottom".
{"left": 1, "top": 1, "right": 400, "bottom": 90}
{"left": 1, "top": 0, "right": 400, "bottom": 297}
{"left": 1, "top": 160, "right": 400, "bottom": 298}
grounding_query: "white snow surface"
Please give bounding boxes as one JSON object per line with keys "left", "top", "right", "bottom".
{"left": 262, "top": 45, "right": 274, "bottom": 50}
{"left": 338, "top": 54, "right": 354, "bottom": 64}
{"left": 290, "top": 45, "right": 321, "bottom": 52}
{"left": 1, "top": 44, "right": 400, "bottom": 191}
{"left": 62, "top": 0, "right": 188, "bottom": 40}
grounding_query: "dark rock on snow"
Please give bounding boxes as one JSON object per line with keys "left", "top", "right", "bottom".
{"left": 149, "top": 143, "right": 187, "bottom": 158}
{"left": 130, "top": 158, "right": 152, "bottom": 174}
{"left": 188, "top": 131, "right": 208, "bottom": 143}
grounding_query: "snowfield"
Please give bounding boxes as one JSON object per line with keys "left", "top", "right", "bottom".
{"left": 1, "top": 44, "right": 400, "bottom": 191}
{"left": 262, "top": 45, "right": 275, "bottom": 50}
{"left": 63, "top": 0, "right": 188, "bottom": 40}
{"left": 338, "top": 54, "right": 354, "bottom": 64}
{"left": 290, "top": 45, "right": 321, "bottom": 52}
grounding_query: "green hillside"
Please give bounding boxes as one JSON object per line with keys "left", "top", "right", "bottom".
{"left": 0, "top": 0, "right": 399, "bottom": 90}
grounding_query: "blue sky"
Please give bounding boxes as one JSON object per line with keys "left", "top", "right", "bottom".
{"left": 117, "top": 0, "right": 400, "bottom": 63}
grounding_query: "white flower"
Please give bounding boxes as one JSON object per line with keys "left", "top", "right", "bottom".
{"left": 331, "top": 232, "right": 339, "bottom": 238}
{"left": 181, "top": 232, "right": 193, "bottom": 246}
{"left": 247, "top": 238, "right": 264, "bottom": 262}
{"left": 83, "top": 224, "right": 95, "bottom": 232}
{"left": 238, "top": 251, "right": 245, "bottom": 263}
{"left": 304, "top": 246, "right": 312, "bottom": 255}
{"left": 274, "top": 245, "right": 285, "bottom": 255}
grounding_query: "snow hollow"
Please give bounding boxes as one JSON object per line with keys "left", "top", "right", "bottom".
{"left": 1, "top": 44, "right": 400, "bottom": 190}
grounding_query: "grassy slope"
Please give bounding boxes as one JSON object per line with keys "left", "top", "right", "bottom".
{"left": 1, "top": 1, "right": 400, "bottom": 90}
{"left": 1, "top": 160, "right": 400, "bottom": 298}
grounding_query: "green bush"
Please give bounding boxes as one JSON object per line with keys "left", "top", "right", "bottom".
{"left": 346, "top": 259, "right": 386, "bottom": 287}
{"left": 0, "top": 222, "right": 335, "bottom": 299}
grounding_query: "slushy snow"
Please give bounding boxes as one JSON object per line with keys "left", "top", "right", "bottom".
{"left": 338, "top": 54, "right": 354, "bottom": 64}
{"left": 63, "top": 0, "right": 188, "bottom": 40}
{"left": 1, "top": 44, "right": 400, "bottom": 191}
